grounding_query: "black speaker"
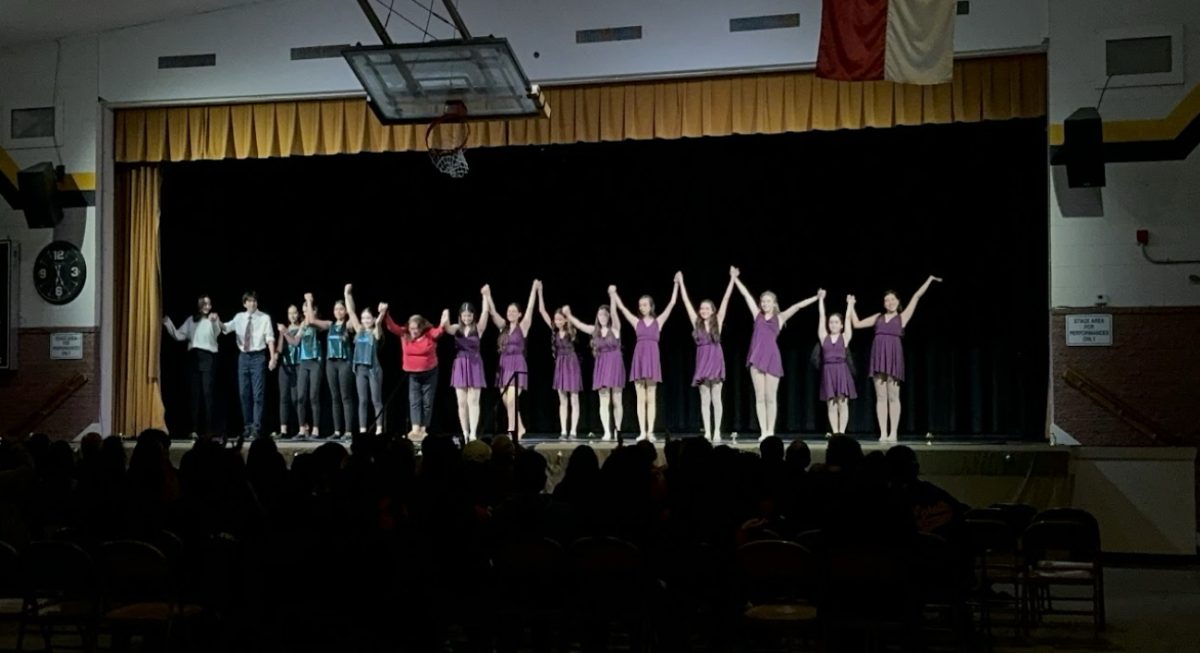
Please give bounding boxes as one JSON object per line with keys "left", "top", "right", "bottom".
{"left": 1064, "top": 107, "right": 1105, "bottom": 188}
{"left": 17, "top": 162, "right": 64, "bottom": 228}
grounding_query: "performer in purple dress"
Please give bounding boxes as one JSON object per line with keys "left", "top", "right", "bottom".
{"left": 848, "top": 275, "right": 942, "bottom": 442}
{"left": 678, "top": 270, "right": 736, "bottom": 441}
{"left": 537, "top": 283, "right": 584, "bottom": 439}
{"left": 485, "top": 281, "right": 538, "bottom": 438}
{"left": 817, "top": 289, "right": 856, "bottom": 435}
{"left": 732, "top": 267, "right": 820, "bottom": 440}
{"left": 610, "top": 273, "right": 681, "bottom": 442}
{"left": 445, "top": 287, "right": 489, "bottom": 441}
{"left": 564, "top": 303, "right": 625, "bottom": 441}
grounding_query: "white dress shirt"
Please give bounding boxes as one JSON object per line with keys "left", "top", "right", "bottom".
{"left": 165, "top": 316, "right": 221, "bottom": 353}
{"left": 223, "top": 310, "right": 274, "bottom": 353}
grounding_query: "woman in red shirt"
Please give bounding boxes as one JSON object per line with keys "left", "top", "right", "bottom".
{"left": 381, "top": 304, "right": 449, "bottom": 439}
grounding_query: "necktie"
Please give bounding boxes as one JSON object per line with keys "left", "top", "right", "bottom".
{"left": 243, "top": 314, "right": 254, "bottom": 352}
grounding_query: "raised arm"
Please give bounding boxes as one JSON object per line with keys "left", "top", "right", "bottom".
{"left": 483, "top": 285, "right": 506, "bottom": 329}
{"left": 536, "top": 281, "right": 553, "bottom": 329}
{"left": 656, "top": 272, "right": 682, "bottom": 328}
{"left": 817, "top": 290, "right": 828, "bottom": 341}
{"left": 716, "top": 274, "right": 735, "bottom": 329}
{"left": 381, "top": 303, "right": 405, "bottom": 338}
{"left": 900, "top": 275, "right": 942, "bottom": 327}
{"left": 731, "top": 267, "right": 759, "bottom": 317}
{"left": 678, "top": 273, "right": 698, "bottom": 324}
{"left": 303, "top": 293, "right": 332, "bottom": 330}
{"left": 343, "top": 284, "right": 363, "bottom": 332}
{"left": 843, "top": 296, "right": 854, "bottom": 345}
{"left": 779, "top": 291, "right": 820, "bottom": 325}
{"left": 848, "top": 295, "right": 878, "bottom": 329}
{"left": 562, "top": 305, "right": 595, "bottom": 336}
{"left": 477, "top": 287, "right": 490, "bottom": 336}
{"left": 519, "top": 280, "right": 538, "bottom": 334}
{"left": 609, "top": 286, "right": 638, "bottom": 328}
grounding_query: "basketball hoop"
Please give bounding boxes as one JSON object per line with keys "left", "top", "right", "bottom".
{"left": 426, "top": 101, "right": 470, "bottom": 178}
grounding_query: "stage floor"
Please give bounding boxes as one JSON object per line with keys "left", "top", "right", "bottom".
{"left": 141, "top": 433, "right": 1071, "bottom": 513}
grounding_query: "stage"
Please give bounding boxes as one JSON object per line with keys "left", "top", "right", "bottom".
{"left": 144, "top": 434, "right": 1071, "bottom": 509}
{"left": 132, "top": 434, "right": 1196, "bottom": 556}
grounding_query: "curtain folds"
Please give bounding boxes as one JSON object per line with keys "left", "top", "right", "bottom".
{"left": 115, "top": 53, "right": 1046, "bottom": 163}
{"left": 113, "top": 165, "right": 166, "bottom": 435}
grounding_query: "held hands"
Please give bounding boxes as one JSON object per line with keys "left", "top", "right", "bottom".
{"left": 440, "top": 309, "right": 451, "bottom": 325}
{"left": 847, "top": 295, "right": 856, "bottom": 306}
{"left": 268, "top": 357, "right": 278, "bottom": 372}
{"left": 607, "top": 285, "right": 617, "bottom": 294}
{"left": 730, "top": 266, "right": 740, "bottom": 279}
{"left": 277, "top": 323, "right": 286, "bottom": 334}
{"left": 377, "top": 302, "right": 388, "bottom": 315}
{"left": 817, "top": 289, "right": 827, "bottom": 300}
{"left": 304, "top": 292, "right": 314, "bottom": 302}
{"left": 481, "top": 284, "right": 491, "bottom": 296}
{"left": 674, "top": 271, "right": 683, "bottom": 285}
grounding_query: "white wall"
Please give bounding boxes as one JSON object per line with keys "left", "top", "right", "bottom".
{"left": 1049, "top": 0, "right": 1200, "bottom": 308}
{"left": 0, "top": 36, "right": 100, "bottom": 328}
{"left": 1072, "top": 447, "right": 1197, "bottom": 555}
{"left": 94, "top": 0, "right": 1048, "bottom": 103}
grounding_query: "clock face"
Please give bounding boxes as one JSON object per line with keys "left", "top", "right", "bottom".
{"left": 34, "top": 241, "right": 87, "bottom": 305}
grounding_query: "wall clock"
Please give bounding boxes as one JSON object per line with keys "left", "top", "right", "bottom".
{"left": 33, "top": 240, "right": 86, "bottom": 305}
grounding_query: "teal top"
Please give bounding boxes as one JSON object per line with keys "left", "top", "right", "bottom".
{"left": 353, "top": 329, "right": 378, "bottom": 367}
{"left": 280, "top": 326, "right": 301, "bottom": 366}
{"left": 327, "top": 322, "right": 350, "bottom": 360}
{"left": 298, "top": 325, "right": 322, "bottom": 362}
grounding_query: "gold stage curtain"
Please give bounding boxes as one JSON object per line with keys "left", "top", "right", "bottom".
{"left": 114, "top": 53, "right": 1045, "bottom": 163}
{"left": 113, "top": 165, "right": 166, "bottom": 435}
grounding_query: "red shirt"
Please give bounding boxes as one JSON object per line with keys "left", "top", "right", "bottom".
{"left": 384, "top": 313, "right": 443, "bottom": 372}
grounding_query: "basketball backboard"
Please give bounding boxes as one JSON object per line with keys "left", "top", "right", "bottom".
{"left": 343, "top": 37, "right": 548, "bottom": 125}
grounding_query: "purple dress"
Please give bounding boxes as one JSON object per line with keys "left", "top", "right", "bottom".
{"left": 869, "top": 314, "right": 905, "bottom": 381}
{"left": 450, "top": 329, "right": 486, "bottom": 389}
{"left": 746, "top": 313, "right": 784, "bottom": 377}
{"left": 629, "top": 319, "right": 662, "bottom": 383}
{"left": 819, "top": 335, "right": 857, "bottom": 400}
{"left": 496, "top": 325, "right": 529, "bottom": 390}
{"left": 592, "top": 328, "right": 625, "bottom": 390}
{"left": 553, "top": 335, "right": 584, "bottom": 392}
{"left": 692, "top": 328, "right": 725, "bottom": 386}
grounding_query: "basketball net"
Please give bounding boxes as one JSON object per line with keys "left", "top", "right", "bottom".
{"left": 426, "top": 102, "right": 470, "bottom": 178}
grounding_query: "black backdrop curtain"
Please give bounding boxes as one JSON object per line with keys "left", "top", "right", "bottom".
{"left": 159, "top": 118, "right": 1048, "bottom": 440}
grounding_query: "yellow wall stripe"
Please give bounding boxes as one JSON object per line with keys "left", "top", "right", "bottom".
{"left": 1049, "top": 83, "right": 1200, "bottom": 146}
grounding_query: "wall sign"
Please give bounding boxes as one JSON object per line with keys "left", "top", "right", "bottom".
{"left": 50, "top": 332, "right": 83, "bottom": 360}
{"left": 1066, "top": 314, "right": 1113, "bottom": 346}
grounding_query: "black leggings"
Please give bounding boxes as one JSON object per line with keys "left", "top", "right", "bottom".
{"left": 356, "top": 364, "right": 383, "bottom": 431}
{"left": 278, "top": 364, "right": 298, "bottom": 432}
{"left": 297, "top": 359, "right": 323, "bottom": 430}
{"left": 326, "top": 358, "right": 355, "bottom": 433}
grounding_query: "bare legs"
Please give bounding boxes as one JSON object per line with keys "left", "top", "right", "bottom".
{"left": 455, "top": 387, "right": 482, "bottom": 440}
{"left": 750, "top": 368, "right": 780, "bottom": 440}
{"left": 873, "top": 375, "right": 901, "bottom": 441}
{"left": 698, "top": 382, "right": 725, "bottom": 440}
{"left": 502, "top": 386, "right": 525, "bottom": 437}
{"left": 597, "top": 388, "right": 624, "bottom": 440}
{"left": 826, "top": 397, "right": 850, "bottom": 435}
{"left": 633, "top": 381, "right": 658, "bottom": 441}
{"left": 557, "top": 390, "right": 581, "bottom": 437}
